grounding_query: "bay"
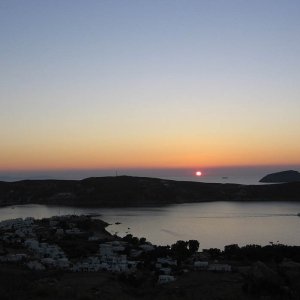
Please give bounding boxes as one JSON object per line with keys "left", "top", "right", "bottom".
{"left": 0, "top": 201, "right": 299, "bottom": 249}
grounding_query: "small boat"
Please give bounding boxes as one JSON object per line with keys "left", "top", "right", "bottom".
{"left": 297, "top": 213, "right": 300, "bottom": 217}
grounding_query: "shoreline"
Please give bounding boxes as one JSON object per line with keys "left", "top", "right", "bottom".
{"left": 0, "top": 214, "right": 300, "bottom": 299}
{"left": 1, "top": 202, "right": 299, "bottom": 248}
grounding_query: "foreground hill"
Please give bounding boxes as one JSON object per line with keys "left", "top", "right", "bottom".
{"left": 0, "top": 176, "right": 300, "bottom": 207}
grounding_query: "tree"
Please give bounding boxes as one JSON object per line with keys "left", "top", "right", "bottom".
{"left": 171, "top": 240, "right": 189, "bottom": 262}
{"left": 204, "top": 248, "right": 221, "bottom": 259}
{"left": 123, "top": 234, "right": 139, "bottom": 246}
{"left": 224, "top": 244, "right": 240, "bottom": 259}
{"left": 188, "top": 240, "right": 200, "bottom": 254}
{"left": 139, "top": 237, "right": 146, "bottom": 244}
{"left": 123, "top": 234, "right": 133, "bottom": 242}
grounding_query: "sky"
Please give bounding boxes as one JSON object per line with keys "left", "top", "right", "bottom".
{"left": 1, "top": 0, "right": 300, "bottom": 172}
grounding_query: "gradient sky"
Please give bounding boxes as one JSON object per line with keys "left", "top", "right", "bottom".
{"left": 1, "top": 0, "right": 300, "bottom": 171}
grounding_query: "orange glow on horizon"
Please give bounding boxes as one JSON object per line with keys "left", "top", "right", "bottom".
{"left": 1, "top": 131, "right": 300, "bottom": 171}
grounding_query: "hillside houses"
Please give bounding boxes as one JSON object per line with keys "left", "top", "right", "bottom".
{"left": 97, "top": 241, "right": 139, "bottom": 273}
{"left": 0, "top": 216, "right": 143, "bottom": 274}
{"left": 0, "top": 217, "right": 34, "bottom": 230}
{"left": 0, "top": 217, "right": 36, "bottom": 244}
{"left": 0, "top": 253, "right": 27, "bottom": 262}
{"left": 0, "top": 215, "right": 232, "bottom": 286}
{"left": 24, "top": 239, "right": 67, "bottom": 260}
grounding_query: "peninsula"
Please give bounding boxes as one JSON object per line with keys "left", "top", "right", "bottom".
{"left": 0, "top": 176, "right": 300, "bottom": 207}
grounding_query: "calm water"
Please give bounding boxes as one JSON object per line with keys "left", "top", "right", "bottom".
{"left": 0, "top": 202, "right": 299, "bottom": 249}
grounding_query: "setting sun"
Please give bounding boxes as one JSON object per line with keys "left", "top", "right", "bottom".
{"left": 196, "top": 171, "right": 202, "bottom": 176}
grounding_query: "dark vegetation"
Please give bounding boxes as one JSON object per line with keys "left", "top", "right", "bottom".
{"left": 140, "top": 239, "right": 300, "bottom": 265}
{"left": 222, "top": 243, "right": 300, "bottom": 263}
{"left": 1, "top": 175, "right": 300, "bottom": 207}
{"left": 1, "top": 239, "right": 300, "bottom": 299}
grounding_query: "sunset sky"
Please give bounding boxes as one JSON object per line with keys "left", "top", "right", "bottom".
{"left": 1, "top": 0, "right": 300, "bottom": 171}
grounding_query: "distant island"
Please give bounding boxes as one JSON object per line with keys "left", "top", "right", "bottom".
{"left": 1, "top": 175, "right": 300, "bottom": 207}
{"left": 260, "top": 170, "right": 300, "bottom": 183}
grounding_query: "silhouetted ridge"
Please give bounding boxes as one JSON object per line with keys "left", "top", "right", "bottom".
{"left": 0, "top": 176, "right": 300, "bottom": 207}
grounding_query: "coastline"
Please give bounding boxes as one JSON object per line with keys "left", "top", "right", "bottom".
{"left": 0, "top": 214, "right": 300, "bottom": 299}
{"left": 1, "top": 201, "right": 299, "bottom": 249}
{"left": 1, "top": 176, "right": 300, "bottom": 208}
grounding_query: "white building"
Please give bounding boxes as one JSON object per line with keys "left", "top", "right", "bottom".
{"left": 139, "top": 244, "right": 155, "bottom": 252}
{"left": 130, "top": 249, "right": 143, "bottom": 258}
{"left": 157, "top": 257, "right": 177, "bottom": 266}
{"left": 0, "top": 253, "right": 27, "bottom": 262}
{"left": 27, "top": 260, "right": 45, "bottom": 271}
{"left": 56, "top": 258, "right": 70, "bottom": 269}
{"left": 208, "top": 264, "right": 231, "bottom": 272}
{"left": 65, "top": 228, "right": 82, "bottom": 235}
{"left": 194, "top": 261, "right": 209, "bottom": 270}
{"left": 24, "top": 239, "right": 39, "bottom": 250}
{"left": 0, "top": 217, "right": 34, "bottom": 230}
{"left": 25, "top": 239, "right": 66, "bottom": 259}
{"left": 160, "top": 267, "right": 172, "bottom": 275}
{"left": 88, "top": 236, "right": 101, "bottom": 241}
{"left": 158, "top": 275, "right": 176, "bottom": 284}
{"left": 72, "top": 256, "right": 108, "bottom": 272}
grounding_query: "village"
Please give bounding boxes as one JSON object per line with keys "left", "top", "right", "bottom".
{"left": 0, "top": 215, "right": 233, "bottom": 285}
{"left": 1, "top": 215, "right": 300, "bottom": 299}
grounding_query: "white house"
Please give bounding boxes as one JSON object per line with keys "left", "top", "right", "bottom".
{"left": 65, "top": 228, "right": 82, "bottom": 235}
{"left": 194, "top": 261, "right": 209, "bottom": 270}
{"left": 158, "top": 275, "right": 176, "bottom": 284}
{"left": 157, "top": 257, "right": 177, "bottom": 266}
{"left": 160, "top": 267, "right": 172, "bottom": 275}
{"left": 139, "top": 244, "right": 155, "bottom": 252}
{"left": 24, "top": 239, "right": 39, "bottom": 250}
{"left": 41, "top": 257, "right": 55, "bottom": 267}
{"left": 130, "top": 249, "right": 143, "bottom": 258}
{"left": 0, "top": 217, "right": 34, "bottom": 230}
{"left": 88, "top": 236, "right": 101, "bottom": 241}
{"left": 56, "top": 258, "right": 70, "bottom": 269}
{"left": 0, "top": 253, "right": 27, "bottom": 262}
{"left": 99, "top": 244, "right": 114, "bottom": 257}
{"left": 27, "top": 260, "right": 46, "bottom": 271}
{"left": 208, "top": 264, "right": 231, "bottom": 272}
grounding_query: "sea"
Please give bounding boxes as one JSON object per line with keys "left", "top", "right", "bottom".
{"left": 1, "top": 165, "right": 300, "bottom": 185}
{"left": 0, "top": 166, "right": 300, "bottom": 249}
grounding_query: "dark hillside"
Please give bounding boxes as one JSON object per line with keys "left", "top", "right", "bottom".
{"left": 0, "top": 176, "right": 300, "bottom": 207}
